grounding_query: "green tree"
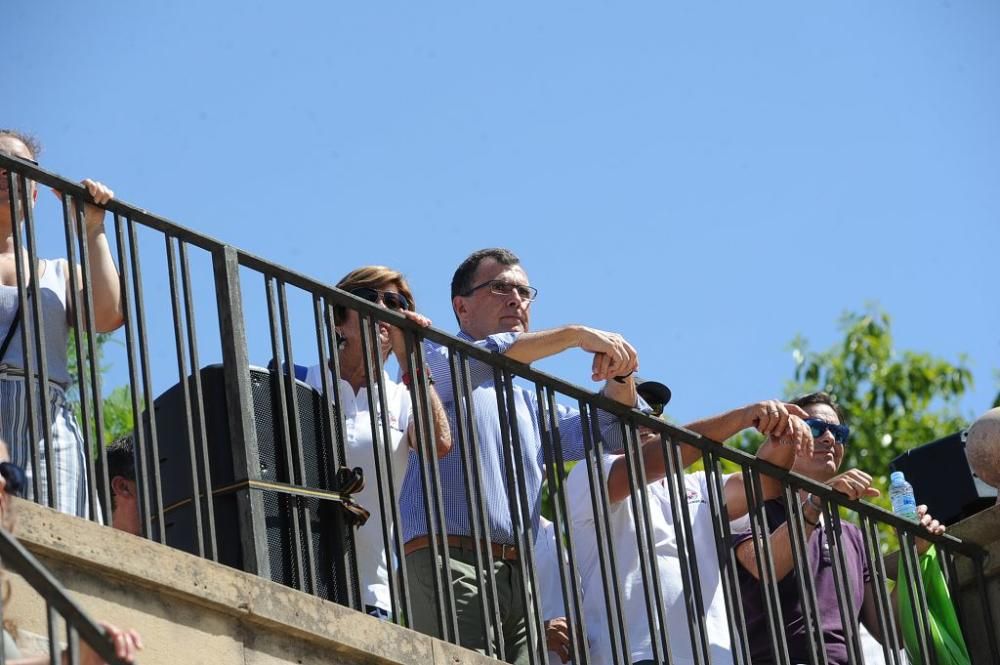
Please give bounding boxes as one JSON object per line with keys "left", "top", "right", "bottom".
{"left": 66, "top": 330, "right": 135, "bottom": 445}
{"left": 784, "top": 306, "right": 972, "bottom": 474}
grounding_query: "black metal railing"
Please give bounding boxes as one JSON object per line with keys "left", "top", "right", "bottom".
{"left": 1, "top": 152, "right": 996, "bottom": 665}
{"left": 0, "top": 527, "right": 133, "bottom": 664}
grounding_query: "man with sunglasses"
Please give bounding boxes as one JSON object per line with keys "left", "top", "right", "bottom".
{"left": 398, "top": 247, "right": 640, "bottom": 663}
{"left": 566, "top": 383, "right": 814, "bottom": 665}
{"left": 731, "top": 392, "right": 946, "bottom": 665}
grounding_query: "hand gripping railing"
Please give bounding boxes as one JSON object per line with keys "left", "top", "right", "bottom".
{"left": 2, "top": 152, "right": 997, "bottom": 665}
{"left": 0, "top": 528, "right": 133, "bottom": 665}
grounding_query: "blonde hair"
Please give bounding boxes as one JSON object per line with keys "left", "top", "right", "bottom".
{"left": 334, "top": 265, "right": 415, "bottom": 324}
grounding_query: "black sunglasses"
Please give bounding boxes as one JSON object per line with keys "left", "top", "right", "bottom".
{"left": 0, "top": 461, "right": 27, "bottom": 496}
{"left": 804, "top": 418, "right": 850, "bottom": 445}
{"left": 349, "top": 287, "right": 411, "bottom": 312}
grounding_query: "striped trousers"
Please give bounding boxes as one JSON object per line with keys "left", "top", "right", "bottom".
{"left": 0, "top": 376, "right": 93, "bottom": 518}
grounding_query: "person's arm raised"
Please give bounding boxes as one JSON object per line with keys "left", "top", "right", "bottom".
{"left": 60, "top": 180, "right": 124, "bottom": 333}
{"left": 504, "top": 325, "right": 638, "bottom": 381}
{"left": 392, "top": 310, "right": 452, "bottom": 458}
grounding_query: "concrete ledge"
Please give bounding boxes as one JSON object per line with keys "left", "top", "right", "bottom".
{"left": 7, "top": 498, "right": 501, "bottom": 665}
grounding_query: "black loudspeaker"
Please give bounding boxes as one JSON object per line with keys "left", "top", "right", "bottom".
{"left": 142, "top": 364, "right": 355, "bottom": 604}
{"left": 890, "top": 432, "right": 998, "bottom": 525}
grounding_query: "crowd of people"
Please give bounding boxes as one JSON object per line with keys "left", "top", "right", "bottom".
{"left": 0, "top": 128, "right": 953, "bottom": 665}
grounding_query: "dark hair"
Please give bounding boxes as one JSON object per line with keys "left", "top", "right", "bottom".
{"left": 791, "top": 391, "right": 847, "bottom": 425}
{"left": 0, "top": 129, "right": 42, "bottom": 160}
{"left": 96, "top": 435, "right": 137, "bottom": 510}
{"left": 450, "top": 248, "right": 521, "bottom": 300}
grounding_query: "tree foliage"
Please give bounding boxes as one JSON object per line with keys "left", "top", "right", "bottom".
{"left": 66, "top": 330, "right": 135, "bottom": 446}
{"left": 784, "top": 306, "right": 972, "bottom": 474}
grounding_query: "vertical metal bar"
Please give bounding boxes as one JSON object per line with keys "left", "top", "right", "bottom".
{"left": 356, "top": 311, "right": 405, "bottom": 615}
{"left": 578, "top": 398, "right": 631, "bottom": 665}
{"left": 125, "top": 217, "right": 166, "bottom": 541}
{"left": 46, "top": 604, "right": 59, "bottom": 665}
{"left": 59, "top": 193, "right": 100, "bottom": 520}
{"left": 69, "top": 194, "right": 107, "bottom": 521}
{"left": 65, "top": 623, "right": 80, "bottom": 665}
{"left": 619, "top": 421, "right": 672, "bottom": 665}
{"left": 821, "top": 504, "right": 863, "bottom": 665}
{"left": 858, "top": 515, "right": 902, "bottom": 665}
{"left": 400, "top": 323, "right": 456, "bottom": 642}
{"left": 459, "top": 352, "right": 504, "bottom": 659}
{"left": 179, "top": 241, "right": 217, "bottom": 561}
{"left": 444, "top": 347, "right": 495, "bottom": 651}
{"left": 111, "top": 216, "right": 153, "bottom": 538}
{"left": 212, "top": 245, "right": 268, "bottom": 577}
{"left": 165, "top": 235, "right": 205, "bottom": 557}
{"left": 740, "top": 466, "right": 790, "bottom": 665}
{"left": 538, "top": 385, "right": 589, "bottom": 665}
{"left": 973, "top": 553, "right": 1000, "bottom": 662}
{"left": 263, "top": 277, "right": 307, "bottom": 590}
{"left": 318, "top": 297, "right": 358, "bottom": 607}
{"left": 9, "top": 171, "right": 55, "bottom": 507}
{"left": 276, "top": 280, "right": 320, "bottom": 596}
{"left": 661, "top": 425, "right": 710, "bottom": 665}
{"left": 785, "top": 485, "right": 830, "bottom": 665}
{"left": 896, "top": 529, "right": 936, "bottom": 665}
{"left": 496, "top": 369, "right": 544, "bottom": 665}
{"left": 701, "top": 449, "right": 754, "bottom": 665}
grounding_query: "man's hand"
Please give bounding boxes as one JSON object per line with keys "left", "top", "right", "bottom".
{"left": 53, "top": 179, "right": 114, "bottom": 233}
{"left": 742, "top": 401, "right": 814, "bottom": 456}
{"left": 914, "top": 504, "right": 946, "bottom": 555}
{"left": 574, "top": 326, "right": 638, "bottom": 382}
{"left": 79, "top": 620, "right": 143, "bottom": 665}
{"left": 827, "top": 468, "right": 882, "bottom": 502}
{"left": 544, "top": 617, "right": 572, "bottom": 663}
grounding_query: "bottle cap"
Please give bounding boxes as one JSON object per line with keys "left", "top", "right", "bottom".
{"left": 890, "top": 470, "right": 905, "bottom": 484}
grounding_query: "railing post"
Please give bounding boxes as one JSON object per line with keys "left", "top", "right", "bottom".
{"left": 212, "top": 244, "right": 269, "bottom": 577}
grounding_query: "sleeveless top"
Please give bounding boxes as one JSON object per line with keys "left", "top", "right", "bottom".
{"left": 0, "top": 259, "right": 71, "bottom": 385}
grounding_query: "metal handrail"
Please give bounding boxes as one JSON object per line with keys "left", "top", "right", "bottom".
{"left": 0, "top": 528, "right": 132, "bottom": 665}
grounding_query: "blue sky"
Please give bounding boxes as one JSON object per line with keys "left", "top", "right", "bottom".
{"left": 5, "top": 1, "right": 998, "bottom": 437}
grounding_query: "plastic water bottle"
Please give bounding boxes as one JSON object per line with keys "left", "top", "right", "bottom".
{"left": 889, "top": 471, "right": 918, "bottom": 520}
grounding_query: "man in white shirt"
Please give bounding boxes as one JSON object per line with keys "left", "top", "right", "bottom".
{"left": 305, "top": 265, "right": 451, "bottom": 618}
{"left": 566, "top": 381, "right": 812, "bottom": 665}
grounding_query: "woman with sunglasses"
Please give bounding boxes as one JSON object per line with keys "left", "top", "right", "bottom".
{"left": 302, "top": 265, "right": 451, "bottom": 620}
{"left": 1, "top": 130, "right": 123, "bottom": 519}
{"left": 0, "top": 437, "right": 143, "bottom": 664}
{"left": 731, "top": 392, "right": 945, "bottom": 664}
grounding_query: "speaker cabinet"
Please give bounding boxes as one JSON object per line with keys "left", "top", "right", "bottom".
{"left": 142, "top": 364, "right": 355, "bottom": 604}
{"left": 890, "top": 432, "right": 998, "bottom": 525}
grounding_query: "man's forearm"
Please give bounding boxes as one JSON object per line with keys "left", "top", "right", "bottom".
{"left": 503, "top": 326, "right": 581, "bottom": 364}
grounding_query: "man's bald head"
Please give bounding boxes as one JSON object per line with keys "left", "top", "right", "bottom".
{"left": 966, "top": 408, "right": 1000, "bottom": 501}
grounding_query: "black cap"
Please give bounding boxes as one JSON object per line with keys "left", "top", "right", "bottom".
{"left": 635, "top": 376, "right": 671, "bottom": 412}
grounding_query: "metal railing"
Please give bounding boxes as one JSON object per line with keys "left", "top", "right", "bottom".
{"left": 0, "top": 528, "right": 132, "bottom": 664}
{"left": 1, "top": 152, "right": 997, "bottom": 665}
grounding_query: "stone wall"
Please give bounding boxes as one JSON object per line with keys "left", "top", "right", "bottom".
{"left": 5, "top": 498, "right": 499, "bottom": 665}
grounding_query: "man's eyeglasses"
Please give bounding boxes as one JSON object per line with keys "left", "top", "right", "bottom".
{"left": 0, "top": 461, "right": 26, "bottom": 497}
{"left": 349, "top": 287, "right": 412, "bottom": 312}
{"left": 804, "top": 418, "right": 850, "bottom": 445}
{"left": 461, "top": 279, "right": 538, "bottom": 303}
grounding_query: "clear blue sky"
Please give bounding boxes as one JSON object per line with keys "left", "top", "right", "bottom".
{"left": 5, "top": 1, "right": 998, "bottom": 439}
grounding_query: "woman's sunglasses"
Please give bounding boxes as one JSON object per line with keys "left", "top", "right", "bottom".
{"left": 804, "top": 418, "right": 850, "bottom": 445}
{"left": 0, "top": 461, "right": 27, "bottom": 497}
{"left": 349, "top": 287, "right": 411, "bottom": 312}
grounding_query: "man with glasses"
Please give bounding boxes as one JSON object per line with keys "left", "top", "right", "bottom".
{"left": 399, "top": 247, "right": 640, "bottom": 664}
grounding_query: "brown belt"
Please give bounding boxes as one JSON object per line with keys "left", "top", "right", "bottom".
{"left": 404, "top": 535, "right": 519, "bottom": 561}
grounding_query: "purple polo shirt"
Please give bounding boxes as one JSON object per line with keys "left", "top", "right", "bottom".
{"left": 732, "top": 498, "right": 871, "bottom": 665}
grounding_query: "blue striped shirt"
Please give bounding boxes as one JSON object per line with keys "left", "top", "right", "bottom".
{"left": 398, "top": 330, "right": 630, "bottom": 545}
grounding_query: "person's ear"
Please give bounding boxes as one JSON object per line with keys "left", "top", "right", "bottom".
{"left": 452, "top": 296, "right": 467, "bottom": 324}
{"left": 111, "top": 476, "right": 132, "bottom": 498}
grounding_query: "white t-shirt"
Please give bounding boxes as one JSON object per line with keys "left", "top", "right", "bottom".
{"left": 566, "top": 456, "right": 747, "bottom": 665}
{"left": 305, "top": 365, "right": 411, "bottom": 612}
{"left": 536, "top": 517, "right": 575, "bottom": 665}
